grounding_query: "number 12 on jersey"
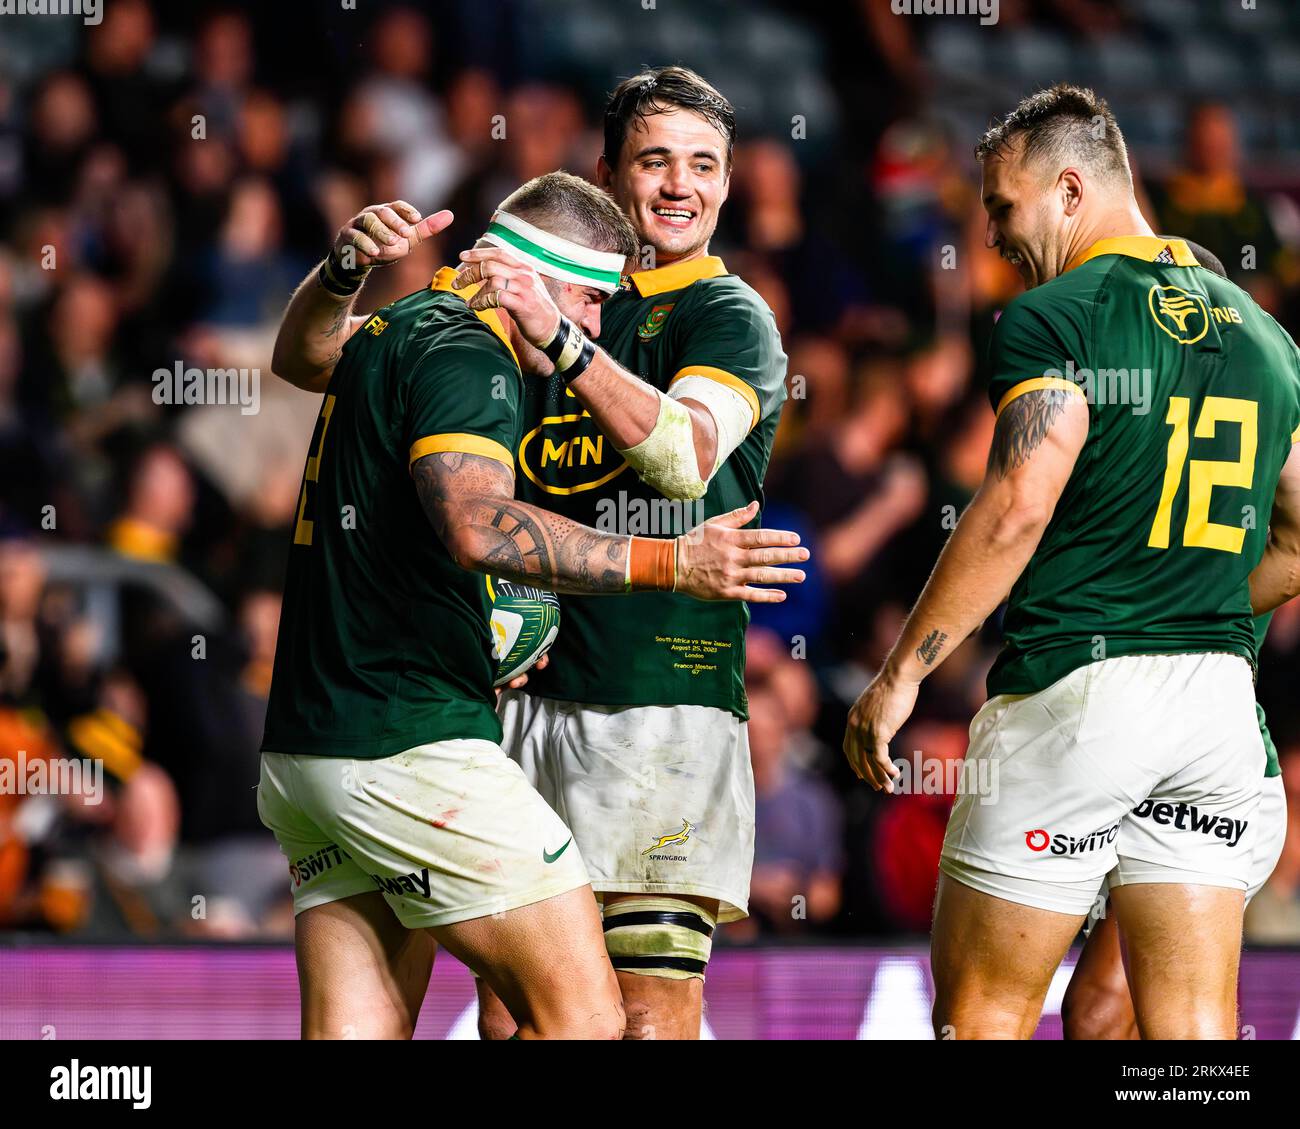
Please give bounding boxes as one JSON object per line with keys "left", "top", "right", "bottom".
{"left": 1148, "top": 395, "right": 1257, "bottom": 554}
{"left": 294, "top": 394, "right": 336, "bottom": 547}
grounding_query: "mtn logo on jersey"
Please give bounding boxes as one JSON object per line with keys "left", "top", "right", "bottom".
{"left": 637, "top": 303, "right": 674, "bottom": 340}
{"left": 518, "top": 410, "right": 629, "bottom": 495}
{"left": 1024, "top": 820, "right": 1120, "bottom": 855}
{"left": 1148, "top": 284, "right": 1210, "bottom": 345}
{"left": 1130, "top": 799, "right": 1249, "bottom": 847}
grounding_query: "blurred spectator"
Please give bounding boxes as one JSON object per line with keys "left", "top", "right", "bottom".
{"left": 745, "top": 686, "right": 843, "bottom": 936}
{"left": 1149, "top": 103, "right": 1293, "bottom": 313}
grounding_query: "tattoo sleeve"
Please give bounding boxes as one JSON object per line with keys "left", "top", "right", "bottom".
{"left": 988, "top": 388, "right": 1075, "bottom": 480}
{"left": 411, "top": 452, "right": 630, "bottom": 594}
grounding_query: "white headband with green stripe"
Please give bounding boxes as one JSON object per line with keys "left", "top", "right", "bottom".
{"left": 481, "top": 210, "right": 626, "bottom": 294}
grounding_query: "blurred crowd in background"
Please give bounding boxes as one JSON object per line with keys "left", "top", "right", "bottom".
{"left": 2, "top": 0, "right": 1300, "bottom": 945}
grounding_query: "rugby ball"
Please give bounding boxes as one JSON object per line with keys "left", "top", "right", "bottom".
{"left": 490, "top": 579, "right": 561, "bottom": 687}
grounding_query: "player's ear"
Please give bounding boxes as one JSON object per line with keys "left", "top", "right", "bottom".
{"left": 720, "top": 165, "right": 731, "bottom": 205}
{"left": 1060, "top": 168, "right": 1084, "bottom": 216}
{"left": 596, "top": 155, "right": 613, "bottom": 190}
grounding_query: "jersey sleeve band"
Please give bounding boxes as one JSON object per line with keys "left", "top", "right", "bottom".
{"left": 995, "top": 377, "right": 1087, "bottom": 418}
{"left": 409, "top": 433, "right": 514, "bottom": 469}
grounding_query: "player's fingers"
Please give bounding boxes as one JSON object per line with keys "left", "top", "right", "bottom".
{"left": 371, "top": 205, "right": 413, "bottom": 240}
{"left": 466, "top": 288, "right": 502, "bottom": 311}
{"left": 727, "top": 586, "right": 787, "bottom": 604}
{"left": 459, "top": 246, "right": 528, "bottom": 271}
{"left": 739, "top": 567, "right": 806, "bottom": 586}
{"left": 358, "top": 210, "right": 399, "bottom": 247}
{"left": 871, "top": 742, "right": 898, "bottom": 794}
{"left": 703, "top": 501, "right": 760, "bottom": 529}
{"left": 739, "top": 545, "right": 809, "bottom": 567}
{"left": 389, "top": 199, "right": 422, "bottom": 224}
{"left": 452, "top": 262, "right": 484, "bottom": 289}
{"left": 841, "top": 727, "right": 865, "bottom": 783}
{"left": 341, "top": 227, "right": 383, "bottom": 260}
{"left": 733, "top": 526, "right": 802, "bottom": 549}
{"left": 412, "top": 210, "right": 453, "bottom": 242}
{"left": 505, "top": 672, "right": 530, "bottom": 690}
{"left": 534, "top": 653, "right": 550, "bottom": 672}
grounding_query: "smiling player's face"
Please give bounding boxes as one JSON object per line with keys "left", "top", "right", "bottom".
{"left": 598, "top": 109, "right": 730, "bottom": 267}
{"left": 981, "top": 146, "right": 1063, "bottom": 290}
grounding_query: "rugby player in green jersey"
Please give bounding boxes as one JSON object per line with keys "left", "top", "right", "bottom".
{"left": 1062, "top": 243, "right": 1290, "bottom": 1040}
{"left": 843, "top": 85, "right": 1300, "bottom": 1039}
{"left": 462, "top": 68, "right": 789, "bottom": 1040}
{"left": 258, "top": 173, "right": 807, "bottom": 1039}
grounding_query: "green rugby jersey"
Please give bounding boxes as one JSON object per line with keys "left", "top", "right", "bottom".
{"left": 261, "top": 269, "right": 523, "bottom": 758}
{"left": 516, "top": 255, "right": 787, "bottom": 718}
{"left": 987, "top": 236, "right": 1300, "bottom": 698}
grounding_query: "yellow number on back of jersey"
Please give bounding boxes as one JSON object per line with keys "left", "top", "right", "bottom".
{"left": 1148, "top": 395, "right": 1257, "bottom": 553}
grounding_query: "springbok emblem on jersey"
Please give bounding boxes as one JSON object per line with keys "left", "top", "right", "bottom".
{"left": 1148, "top": 284, "right": 1209, "bottom": 345}
{"left": 644, "top": 818, "right": 694, "bottom": 854}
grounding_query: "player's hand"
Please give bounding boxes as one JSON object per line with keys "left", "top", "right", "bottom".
{"left": 842, "top": 671, "right": 918, "bottom": 792}
{"left": 452, "top": 247, "right": 562, "bottom": 348}
{"left": 333, "top": 202, "right": 453, "bottom": 271}
{"left": 673, "top": 502, "right": 808, "bottom": 604}
{"left": 500, "top": 652, "right": 549, "bottom": 693}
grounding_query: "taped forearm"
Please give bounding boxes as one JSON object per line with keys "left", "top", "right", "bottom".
{"left": 617, "top": 379, "right": 755, "bottom": 501}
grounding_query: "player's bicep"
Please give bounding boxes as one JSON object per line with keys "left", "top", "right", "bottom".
{"left": 983, "top": 386, "right": 1089, "bottom": 514}
{"left": 411, "top": 451, "right": 515, "bottom": 547}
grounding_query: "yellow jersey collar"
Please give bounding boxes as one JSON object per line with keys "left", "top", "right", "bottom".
{"left": 629, "top": 255, "right": 727, "bottom": 297}
{"left": 431, "top": 266, "right": 520, "bottom": 369}
{"left": 1065, "top": 236, "right": 1198, "bottom": 274}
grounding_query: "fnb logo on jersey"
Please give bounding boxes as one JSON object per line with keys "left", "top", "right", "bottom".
{"left": 1024, "top": 820, "right": 1120, "bottom": 856}
{"left": 1130, "top": 800, "right": 1249, "bottom": 847}
{"left": 1147, "top": 284, "right": 1210, "bottom": 345}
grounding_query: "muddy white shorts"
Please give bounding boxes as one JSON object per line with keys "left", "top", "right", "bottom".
{"left": 258, "top": 740, "right": 590, "bottom": 929}
{"left": 496, "top": 690, "right": 754, "bottom": 922}
{"left": 940, "top": 652, "right": 1265, "bottom": 916}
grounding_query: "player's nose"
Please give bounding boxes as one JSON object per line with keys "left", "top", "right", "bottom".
{"left": 583, "top": 304, "right": 602, "bottom": 339}
{"left": 985, "top": 218, "right": 999, "bottom": 249}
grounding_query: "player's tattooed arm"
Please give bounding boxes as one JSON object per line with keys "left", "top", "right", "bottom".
{"left": 271, "top": 203, "right": 454, "bottom": 394}
{"left": 988, "top": 387, "right": 1076, "bottom": 479}
{"left": 412, "top": 452, "right": 630, "bottom": 594}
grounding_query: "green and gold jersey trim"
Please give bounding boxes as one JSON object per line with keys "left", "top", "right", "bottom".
{"left": 430, "top": 266, "right": 521, "bottom": 370}
{"left": 1292, "top": 421, "right": 1300, "bottom": 443}
{"left": 409, "top": 432, "right": 514, "bottom": 469}
{"left": 630, "top": 255, "right": 727, "bottom": 297}
{"left": 995, "top": 376, "right": 1087, "bottom": 418}
{"left": 1065, "top": 235, "right": 1199, "bottom": 275}
{"left": 669, "top": 364, "right": 761, "bottom": 430}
